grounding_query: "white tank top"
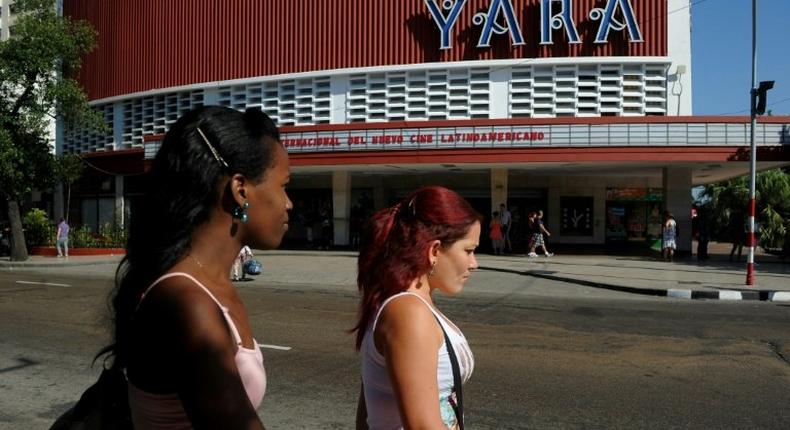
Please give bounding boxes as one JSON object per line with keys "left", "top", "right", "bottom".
{"left": 361, "top": 292, "right": 474, "bottom": 430}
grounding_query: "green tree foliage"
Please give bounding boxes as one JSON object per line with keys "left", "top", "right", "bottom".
{"left": 699, "top": 168, "right": 790, "bottom": 251}
{"left": 755, "top": 169, "right": 790, "bottom": 250}
{"left": 0, "top": 0, "right": 103, "bottom": 260}
{"left": 54, "top": 153, "right": 85, "bottom": 221}
{"left": 22, "top": 207, "right": 51, "bottom": 247}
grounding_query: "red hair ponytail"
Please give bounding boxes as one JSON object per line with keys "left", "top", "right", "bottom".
{"left": 352, "top": 186, "right": 481, "bottom": 349}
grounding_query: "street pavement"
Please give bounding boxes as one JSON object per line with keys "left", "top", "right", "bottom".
{"left": 1, "top": 261, "right": 789, "bottom": 429}
{"left": 4, "top": 245, "right": 788, "bottom": 301}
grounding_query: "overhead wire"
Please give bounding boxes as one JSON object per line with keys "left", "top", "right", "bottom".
{"left": 717, "top": 96, "right": 790, "bottom": 116}
{"left": 74, "top": 153, "right": 148, "bottom": 177}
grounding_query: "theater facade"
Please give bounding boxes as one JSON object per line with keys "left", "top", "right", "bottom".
{"left": 60, "top": 0, "right": 790, "bottom": 252}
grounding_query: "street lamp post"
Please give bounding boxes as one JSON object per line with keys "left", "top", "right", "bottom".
{"left": 746, "top": 0, "right": 775, "bottom": 286}
{"left": 746, "top": 0, "right": 757, "bottom": 286}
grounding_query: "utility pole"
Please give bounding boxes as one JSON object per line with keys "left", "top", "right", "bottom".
{"left": 746, "top": 0, "right": 775, "bottom": 286}
{"left": 746, "top": 0, "right": 757, "bottom": 286}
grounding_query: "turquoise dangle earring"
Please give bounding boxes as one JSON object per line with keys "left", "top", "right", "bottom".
{"left": 232, "top": 201, "right": 249, "bottom": 223}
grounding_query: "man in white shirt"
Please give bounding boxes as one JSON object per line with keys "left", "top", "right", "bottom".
{"left": 232, "top": 245, "right": 253, "bottom": 281}
{"left": 499, "top": 203, "right": 512, "bottom": 252}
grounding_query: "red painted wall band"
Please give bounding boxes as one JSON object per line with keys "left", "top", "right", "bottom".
{"left": 64, "top": 0, "right": 667, "bottom": 100}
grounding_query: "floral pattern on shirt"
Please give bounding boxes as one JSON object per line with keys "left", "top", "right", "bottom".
{"left": 439, "top": 392, "right": 458, "bottom": 429}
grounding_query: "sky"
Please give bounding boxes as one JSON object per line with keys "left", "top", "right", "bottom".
{"left": 691, "top": 0, "right": 790, "bottom": 115}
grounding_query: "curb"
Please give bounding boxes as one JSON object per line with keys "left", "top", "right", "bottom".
{"left": 479, "top": 265, "right": 784, "bottom": 302}
{"left": 770, "top": 292, "right": 790, "bottom": 302}
{"left": 0, "top": 262, "right": 118, "bottom": 269}
{"left": 524, "top": 270, "right": 668, "bottom": 297}
{"left": 0, "top": 259, "right": 121, "bottom": 270}
{"left": 29, "top": 247, "right": 126, "bottom": 257}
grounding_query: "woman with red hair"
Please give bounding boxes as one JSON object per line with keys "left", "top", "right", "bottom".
{"left": 353, "top": 186, "right": 481, "bottom": 430}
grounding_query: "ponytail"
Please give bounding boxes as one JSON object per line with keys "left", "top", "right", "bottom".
{"left": 352, "top": 186, "right": 481, "bottom": 349}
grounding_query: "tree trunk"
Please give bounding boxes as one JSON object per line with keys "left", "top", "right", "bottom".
{"left": 66, "top": 183, "right": 71, "bottom": 222}
{"left": 7, "top": 200, "right": 29, "bottom": 261}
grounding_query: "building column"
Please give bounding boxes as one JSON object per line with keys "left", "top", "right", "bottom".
{"left": 332, "top": 171, "right": 351, "bottom": 246}
{"left": 548, "top": 186, "right": 560, "bottom": 240}
{"left": 115, "top": 175, "right": 125, "bottom": 229}
{"left": 663, "top": 167, "right": 693, "bottom": 253}
{"left": 490, "top": 168, "right": 509, "bottom": 214}
{"left": 667, "top": 0, "right": 692, "bottom": 115}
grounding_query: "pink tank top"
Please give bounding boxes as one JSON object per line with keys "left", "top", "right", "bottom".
{"left": 128, "top": 272, "right": 266, "bottom": 429}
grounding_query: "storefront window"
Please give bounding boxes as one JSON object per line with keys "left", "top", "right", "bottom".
{"left": 560, "top": 196, "right": 594, "bottom": 237}
{"left": 284, "top": 189, "right": 332, "bottom": 248}
{"left": 605, "top": 188, "right": 663, "bottom": 246}
{"left": 80, "top": 198, "right": 116, "bottom": 232}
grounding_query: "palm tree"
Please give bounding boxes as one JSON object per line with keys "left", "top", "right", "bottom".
{"left": 699, "top": 169, "right": 790, "bottom": 251}
{"left": 755, "top": 169, "right": 790, "bottom": 250}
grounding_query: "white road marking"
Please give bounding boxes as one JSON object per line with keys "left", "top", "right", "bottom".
{"left": 259, "top": 344, "right": 292, "bottom": 351}
{"left": 15, "top": 280, "right": 71, "bottom": 287}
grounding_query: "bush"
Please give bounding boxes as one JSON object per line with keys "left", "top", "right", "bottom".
{"left": 19, "top": 214, "right": 129, "bottom": 249}
{"left": 23, "top": 208, "right": 54, "bottom": 247}
{"left": 70, "top": 223, "right": 128, "bottom": 248}
{"left": 99, "top": 223, "right": 128, "bottom": 248}
{"left": 71, "top": 225, "right": 99, "bottom": 248}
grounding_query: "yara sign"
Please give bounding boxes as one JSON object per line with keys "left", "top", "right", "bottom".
{"left": 425, "top": 0, "right": 644, "bottom": 50}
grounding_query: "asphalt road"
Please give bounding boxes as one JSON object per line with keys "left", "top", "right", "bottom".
{"left": 1, "top": 265, "right": 789, "bottom": 429}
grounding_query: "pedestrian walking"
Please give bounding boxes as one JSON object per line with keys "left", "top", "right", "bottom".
{"left": 354, "top": 186, "right": 479, "bottom": 430}
{"left": 56, "top": 218, "right": 70, "bottom": 258}
{"left": 489, "top": 211, "right": 504, "bottom": 255}
{"left": 525, "top": 211, "right": 536, "bottom": 257}
{"left": 662, "top": 211, "right": 677, "bottom": 262}
{"left": 95, "top": 106, "right": 292, "bottom": 429}
{"left": 528, "top": 210, "right": 553, "bottom": 257}
{"left": 499, "top": 203, "right": 512, "bottom": 253}
{"left": 231, "top": 245, "right": 253, "bottom": 281}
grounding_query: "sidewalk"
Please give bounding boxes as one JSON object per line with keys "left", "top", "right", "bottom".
{"left": 2, "top": 250, "right": 788, "bottom": 301}
{"left": 0, "top": 254, "right": 124, "bottom": 269}
{"left": 477, "top": 252, "right": 790, "bottom": 302}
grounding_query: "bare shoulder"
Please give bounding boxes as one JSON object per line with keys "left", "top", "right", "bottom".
{"left": 143, "top": 274, "right": 218, "bottom": 315}
{"left": 141, "top": 274, "right": 234, "bottom": 353}
{"left": 376, "top": 294, "right": 441, "bottom": 351}
{"left": 379, "top": 293, "right": 435, "bottom": 322}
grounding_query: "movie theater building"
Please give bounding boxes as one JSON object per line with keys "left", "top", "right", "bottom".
{"left": 60, "top": 0, "right": 790, "bottom": 252}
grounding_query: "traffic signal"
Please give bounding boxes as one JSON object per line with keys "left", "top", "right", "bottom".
{"left": 754, "top": 80, "right": 775, "bottom": 115}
